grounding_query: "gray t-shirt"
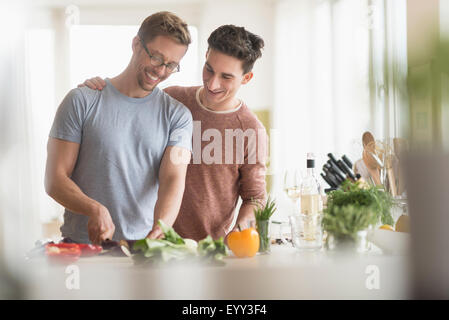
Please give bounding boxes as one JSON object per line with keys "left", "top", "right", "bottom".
{"left": 49, "top": 79, "right": 193, "bottom": 243}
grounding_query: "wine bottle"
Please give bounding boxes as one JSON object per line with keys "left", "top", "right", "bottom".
{"left": 300, "top": 153, "right": 323, "bottom": 241}
{"left": 300, "top": 153, "right": 323, "bottom": 215}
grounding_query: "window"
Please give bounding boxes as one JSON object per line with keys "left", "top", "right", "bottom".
{"left": 26, "top": 28, "right": 61, "bottom": 223}
{"left": 273, "top": 0, "right": 371, "bottom": 173}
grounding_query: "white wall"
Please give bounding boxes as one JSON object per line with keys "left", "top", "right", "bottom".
{"left": 197, "top": 0, "right": 274, "bottom": 111}
{"left": 31, "top": 0, "right": 275, "bottom": 111}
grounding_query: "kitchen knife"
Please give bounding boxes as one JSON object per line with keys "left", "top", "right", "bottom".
{"left": 324, "top": 187, "right": 338, "bottom": 194}
{"left": 337, "top": 159, "right": 357, "bottom": 181}
{"left": 342, "top": 155, "right": 353, "bottom": 169}
{"left": 328, "top": 154, "right": 344, "bottom": 176}
{"left": 323, "top": 165, "right": 344, "bottom": 184}
{"left": 326, "top": 161, "right": 346, "bottom": 182}
{"left": 100, "top": 239, "right": 137, "bottom": 256}
{"left": 324, "top": 170, "right": 341, "bottom": 188}
{"left": 327, "top": 164, "right": 346, "bottom": 183}
{"left": 327, "top": 153, "right": 339, "bottom": 167}
{"left": 321, "top": 172, "right": 338, "bottom": 188}
{"left": 327, "top": 175, "right": 341, "bottom": 188}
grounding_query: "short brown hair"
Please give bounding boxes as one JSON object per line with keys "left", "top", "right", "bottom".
{"left": 137, "top": 11, "right": 191, "bottom": 46}
{"left": 207, "top": 25, "right": 264, "bottom": 74}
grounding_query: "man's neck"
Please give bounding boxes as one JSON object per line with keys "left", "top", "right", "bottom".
{"left": 110, "top": 68, "right": 152, "bottom": 99}
{"left": 199, "top": 87, "right": 240, "bottom": 112}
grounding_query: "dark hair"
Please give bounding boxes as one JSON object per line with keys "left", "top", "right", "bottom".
{"left": 207, "top": 25, "right": 264, "bottom": 74}
{"left": 137, "top": 11, "right": 191, "bottom": 46}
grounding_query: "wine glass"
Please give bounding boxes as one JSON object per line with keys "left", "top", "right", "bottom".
{"left": 283, "top": 169, "right": 302, "bottom": 215}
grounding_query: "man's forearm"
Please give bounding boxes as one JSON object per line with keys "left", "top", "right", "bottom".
{"left": 46, "top": 175, "right": 102, "bottom": 217}
{"left": 152, "top": 176, "right": 185, "bottom": 228}
{"left": 232, "top": 202, "right": 259, "bottom": 231}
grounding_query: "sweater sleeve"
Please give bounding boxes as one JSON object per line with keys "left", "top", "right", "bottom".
{"left": 238, "top": 121, "right": 268, "bottom": 205}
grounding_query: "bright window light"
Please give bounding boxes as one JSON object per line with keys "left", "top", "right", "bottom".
{"left": 69, "top": 25, "right": 199, "bottom": 89}
{"left": 26, "top": 28, "right": 62, "bottom": 223}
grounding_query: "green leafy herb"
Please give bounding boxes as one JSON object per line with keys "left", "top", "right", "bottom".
{"left": 132, "top": 238, "right": 195, "bottom": 266}
{"left": 158, "top": 219, "right": 185, "bottom": 245}
{"left": 131, "top": 220, "right": 228, "bottom": 266}
{"left": 253, "top": 196, "right": 277, "bottom": 253}
{"left": 323, "top": 179, "right": 395, "bottom": 240}
{"left": 253, "top": 196, "right": 277, "bottom": 221}
{"left": 197, "top": 235, "right": 228, "bottom": 266}
{"left": 322, "top": 205, "right": 378, "bottom": 241}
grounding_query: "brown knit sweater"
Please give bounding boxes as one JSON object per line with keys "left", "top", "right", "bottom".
{"left": 164, "top": 86, "right": 268, "bottom": 241}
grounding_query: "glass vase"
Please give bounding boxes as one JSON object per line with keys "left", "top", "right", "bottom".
{"left": 256, "top": 219, "right": 271, "bottom": 254}
{"left": 325, "top": 230, "right": 370, "bottom": 253}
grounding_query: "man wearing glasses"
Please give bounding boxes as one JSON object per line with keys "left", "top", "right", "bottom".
{"left": 45, "top": 12, "right": 193, "bottom": 244}
{"left": 82, "top": 25, "right": 268, "bottom": 242}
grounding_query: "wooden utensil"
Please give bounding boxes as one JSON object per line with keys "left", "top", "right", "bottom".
{"left": 393, "top": 138, "right": 408, "bottom": 195}
{"left": 393, "top": 138, "right": 408, "bottom": 157}
{"left": 362, "top": 132, "right": 382, "bottom": 186}
{"left": 385, "top": 154, "right": 398, "bottom": 196}
{"left": 362, "top": 131, "right": 375, "bottom": 148}
{"left": 363, "top": 148, "right": 382, "bottom": 186}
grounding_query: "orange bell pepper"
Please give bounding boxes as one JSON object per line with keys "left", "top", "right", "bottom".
{"left": 227, "top": 226, "right": 260, "bottom": 258}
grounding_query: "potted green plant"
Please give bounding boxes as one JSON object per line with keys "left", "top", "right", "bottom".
{"left": 253, "top": 196, "right": 277, "bottom": 254}
{"left": 322, "top": 179, "right": 394, "bottom": 252}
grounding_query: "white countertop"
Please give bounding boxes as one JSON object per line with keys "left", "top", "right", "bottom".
{"left": 24, "top": 240, "right": 412, "bottom": 299}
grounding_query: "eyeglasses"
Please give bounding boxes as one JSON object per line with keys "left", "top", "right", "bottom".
{"left": 139, "top": 38, "right": 180, "bottom": 74}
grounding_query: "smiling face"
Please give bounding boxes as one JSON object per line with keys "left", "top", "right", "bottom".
{"left": 201, "top": 49, "right": 253, "bottom": 111}
{"left": 133, "top": 35, "right": 187, "bottom": 92}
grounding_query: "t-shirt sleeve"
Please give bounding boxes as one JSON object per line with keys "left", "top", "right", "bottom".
{"left": 49, "top": 88, "right": 88, "bottom": 144}
{"left": 167, "top": 104, "right": 193, "bottom": 152}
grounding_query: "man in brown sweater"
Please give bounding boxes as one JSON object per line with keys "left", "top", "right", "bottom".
{"left": 82, "top": 25, "right": 267, "bottom": 241}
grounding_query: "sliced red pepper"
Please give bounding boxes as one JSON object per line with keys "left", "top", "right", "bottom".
{"left": 77, "top": 244, "right": 102, "bottom": 257}
{"left": 51, "top": 243, "right": 80, "bottom": 249}
{"left": 45, "top": 243, "right": 81, "bottom": 264}
{"left": 45, "top": 243, "right": 103, "bottom": 262}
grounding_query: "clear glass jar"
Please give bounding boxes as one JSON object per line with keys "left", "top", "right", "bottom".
{"left": 325, "top": 230, "right": 370, "bottom": 253}
{"left": 289, "top": 213, "right": 323, "bottom": 250}
{"left": 256, "top": 219, "right": 271, "bottom": 254}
